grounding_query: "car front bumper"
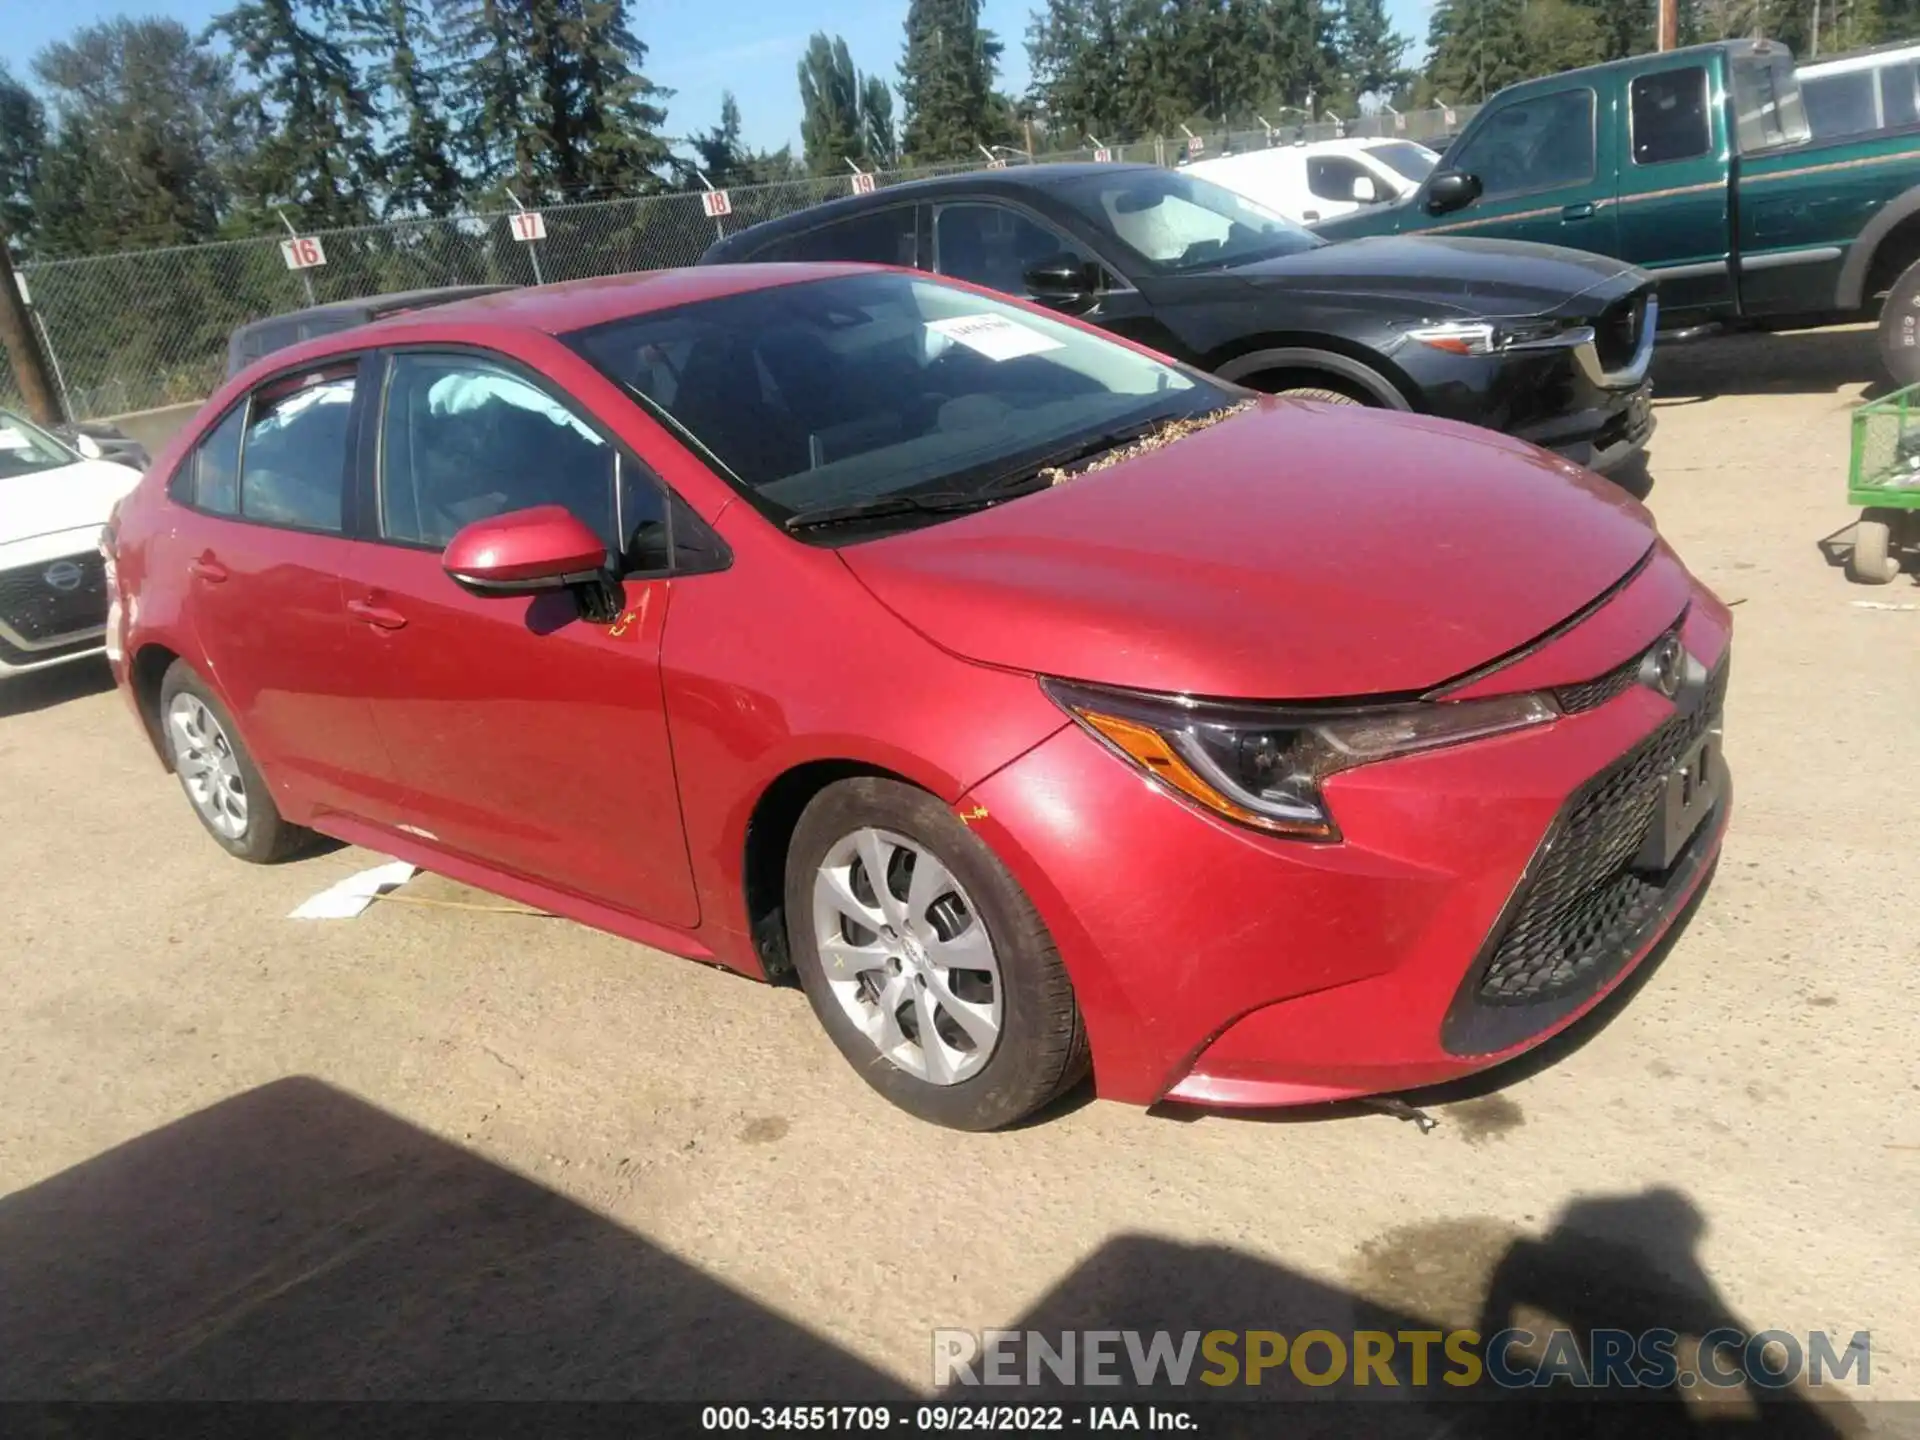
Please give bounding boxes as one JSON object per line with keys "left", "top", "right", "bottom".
{"left": 957, "top": 555, "right": 1731, "bottom": 1109}
{"left": 0, "top": 532, "right": 110, "bottom": 677}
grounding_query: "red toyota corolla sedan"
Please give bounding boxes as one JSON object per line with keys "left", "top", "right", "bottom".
{"left": 104, "top": 264, "right": 1731, "bottom": 1130}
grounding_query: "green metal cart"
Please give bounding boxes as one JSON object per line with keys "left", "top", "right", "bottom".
{"left": 1848, "top": 384, "right": 1920, "bottom": 584}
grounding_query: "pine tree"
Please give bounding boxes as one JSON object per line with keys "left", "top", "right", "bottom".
{"left": 434, "top": 0, "right": 532, "bottom": 189}
{"left": 30, "top": 19, "right": 240, "bottom": 253}
{"left": 346, "top": 0, "right": 463, "bottom": 215}
{"left": 0, "top": 64, "right": 44, "bottom": 246}
{"left": 681, "top": 91, "right": 798, "bottom": 187}
{"left": 1026, "top": 0, "right": 1132, "bottom": 140}
{"left": 799, "top": 33, "right": 866, "bottom": 173}
{"left": 210, "top": 0, "right": 383, "bottom": 228}
{"left": 899, "top": 0, "right": 999, "bottom": 161}
{"left": 1339, "top": 0, "right": 1411, "bottom": 99}
{"left": 862, "top": 75, "right": 900, "bottom": 166}
{"left": 1425, "top": 0, "right": 1534, "bottom": 102}
{"left": 563, "top": 0, "right": 672, "bottom": 195}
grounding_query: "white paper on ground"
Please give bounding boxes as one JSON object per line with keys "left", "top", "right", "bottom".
{"left": 289, "top": 860, "right": 419, "bottom": 920}
{"left": 925, "top": 314, "right": 1063, "bottom": 362}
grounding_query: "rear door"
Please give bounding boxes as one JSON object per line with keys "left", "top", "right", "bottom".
{"left": 1422, "top": 83, "right": 1621, "bottom": 255}
{"left": 174, "top": 356, "right": 399, "bottom": 820}
{"left": 334, "top": 346, "right": 700, "bottom": 927}
{"left": 1615, "top": 61, "right": 1734, "bottom": 319}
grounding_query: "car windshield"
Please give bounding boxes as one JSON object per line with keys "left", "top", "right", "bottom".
{"left": 1364, "top": 142, "right": 1439, "bottom": 183}
{"left": 1051, "top": 168, "right": 1324, "bottom": 275}
{"left": 569, "top": 271, "right": 1227, "bottom": 534}
{"left": 0, "top": 409, "right": 79, "bottom": 480}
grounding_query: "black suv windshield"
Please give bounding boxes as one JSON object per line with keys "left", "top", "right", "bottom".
{"left": 0, "top": 409, "right": 80, "bottom": 480}
{"left": 1052, "top": 168, "right": 1324, "bottom": 275}
{"left": 569, "top": 271, "right": 1229, "bottom": 535}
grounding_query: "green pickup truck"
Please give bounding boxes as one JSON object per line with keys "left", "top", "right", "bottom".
{"left": 1314, "top": 40, "right": 1920, "bottom": 382}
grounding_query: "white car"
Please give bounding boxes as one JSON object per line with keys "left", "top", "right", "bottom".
{"left": 1185, "top": 138, "right": 1441, "bottom": 225}
{"left": 0, "top": 407, "right": 144, "bottom": 677}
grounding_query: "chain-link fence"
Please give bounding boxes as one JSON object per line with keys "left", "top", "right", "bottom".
{"left": 3, "top": 107, "right": 1476, "bottom": 423}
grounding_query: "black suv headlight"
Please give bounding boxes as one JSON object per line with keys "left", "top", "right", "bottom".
{"left": 1403, "top": 318, "right": 1574, "bottom": 356}
{"left": 1043, "top": 678, "right": 1560, "bottom": 840}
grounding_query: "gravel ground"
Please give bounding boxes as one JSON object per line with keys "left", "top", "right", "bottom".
{"left": 1, "top": 327, "right": 1914, "bottom": 1427}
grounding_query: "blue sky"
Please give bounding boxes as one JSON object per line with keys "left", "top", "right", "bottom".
{"left": 3, "top": 0, "right": 1431, "bottom": 156}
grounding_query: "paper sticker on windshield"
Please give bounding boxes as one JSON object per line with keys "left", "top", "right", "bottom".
{"left": 926, "top": 314, "right": 1063, "bottom": 362}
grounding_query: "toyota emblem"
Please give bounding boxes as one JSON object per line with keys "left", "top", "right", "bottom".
{"left": 1640, "top": 633, "right": 1686, "bottom": 699}
{"left": 43, "top": 560, "right": 83, "bottom": 593}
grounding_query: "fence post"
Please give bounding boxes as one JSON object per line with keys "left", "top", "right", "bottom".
{"left": 0, "top": 239, "right": 63, "bottom": 425}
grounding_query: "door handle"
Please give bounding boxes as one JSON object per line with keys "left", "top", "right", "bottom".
{"left": 347, "top": 598, "right": 408, "bottom": 631}
{"left": 188, "top": 554, "right": 229, "bottom": 583}
{"left": 1561, "top": 202, "right": 1596, "bottom": 221}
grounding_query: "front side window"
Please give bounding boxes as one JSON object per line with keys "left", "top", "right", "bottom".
{"left": 1450, "top": 89, "right": 1596, "bottom": 199}
{"left": 238, "top": 366, "right": 355, "bottom": 533}
{"left": 0, "top": 408, "right": 80, "bottom": 480}
{"left": 933, "top": 203, "right": 1096, "bottom": 294}
{"left": 756, "top": 208, "right": 917, "bottom": 266}
{"left": 570, "top": 271, "right": 1224, "bottom": 534}
{"left": 1051, "top": 168, "right": 1322, "bottom": 275}
{"left": 377, "top": 353, "right": 620, "bottom": 551}
{"left": 1305, "top": 155, "right": 1375, "bottom": 202}
{"left": 1631, "top": 67, "right": 1712, "bottom": 164}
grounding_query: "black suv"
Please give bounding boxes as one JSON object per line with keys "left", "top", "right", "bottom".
{"left": 702, "top": 164, "right": 1657, "bottom": 484}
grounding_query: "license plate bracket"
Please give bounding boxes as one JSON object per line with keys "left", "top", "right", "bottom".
{"left": 1634, "top": 731, "right": 1723, "bottom": 874}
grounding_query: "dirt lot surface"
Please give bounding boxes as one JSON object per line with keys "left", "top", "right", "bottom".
{"left": 2, "top": 327, "right": 1915, "bottom": 1424}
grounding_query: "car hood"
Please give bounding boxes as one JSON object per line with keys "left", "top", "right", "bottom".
{"left": 839, "top": 399, "right": 1657, "bottom": 700}
{"left": 0, "top": 459, "right": 143, "bottom": 546}
{"left": 1202, "top": 235, "right": 1644, "bottom": 319}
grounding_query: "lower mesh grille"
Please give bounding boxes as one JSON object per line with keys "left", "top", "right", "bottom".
{"left": 1476, "top": 659, "right": 1728, "bottom": 1007}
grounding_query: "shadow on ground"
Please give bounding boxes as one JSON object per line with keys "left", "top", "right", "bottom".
{"left": 1652, "top": 326, "right": 1888, "bottom": 405}
{"left": 0, "top": 1077, "right": 1869, "bottom": 1436}
{"left": 0, "top": 658, "right": 115, "bottom": 719}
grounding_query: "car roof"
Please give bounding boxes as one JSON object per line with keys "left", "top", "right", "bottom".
{"left": 704, "top": 163, "right": 1157, "bottom": 259}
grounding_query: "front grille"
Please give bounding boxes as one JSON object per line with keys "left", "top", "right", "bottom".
{"left": 1593, "top": 291, "right": 1649, "bottom": 373}
{"left": 1553, "top": 617, "right": 1684, "bottom": 715}
{"left": 1474, "top": 658, "right": 1728, "bottom": 1009}
{"left": 0, "top": 551, "right": 108, "bottom": 644}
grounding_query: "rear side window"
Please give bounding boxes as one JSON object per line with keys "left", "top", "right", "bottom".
{"left": 755, "top": 208, "right": 917, "bottom": 266}
{"left": 1631, "top": 67, "right": 1711, "bottom": 164}
{"left": 1731, "top": 53, "right": 1812, "bottom": 152}
{"left": 237, "top": 366, "right": 356, "bottom": 533}
{"left": 178, "top": 405, "right": 246, "bottom": 514}
{"left": 1802, "top": 71, "right": 1879, "bottom": 138}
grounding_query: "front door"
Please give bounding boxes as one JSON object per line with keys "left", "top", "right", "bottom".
{"left": 336, "top": 348, "right": 699, "bottom": 927}
{"left": 1421, "top": 84, "right": 1621, "bottom": 257}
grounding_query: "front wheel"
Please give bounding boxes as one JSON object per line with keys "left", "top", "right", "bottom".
{"left": 1878, "top": 259, "right": 1920, "bottom": 388}
{"left": 784, "top": 777, "right": 1089, "bottom": 1129}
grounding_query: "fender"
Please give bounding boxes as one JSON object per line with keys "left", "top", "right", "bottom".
{"left": 1835, "top": 183, "right": 1920, "bottom": 310}
{"left": 1212, "top": 345, "right": 1415, "bottom": 410}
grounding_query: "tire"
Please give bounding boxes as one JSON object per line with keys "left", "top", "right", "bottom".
{"left": 1273, "top": 386, "right": 1364, "bottom": 406}
{"left": 1849, "top": 509, "right": 1902, "bottom": 585}
{"left": 1603, "top": 451, "right": 1655, "bottom": 501}
{"left": 157, "top": 660, "right": 314, "bottom": 863}
{"left": 1878, "top": 258, "right": 1920, "bottom": 388}
{"left": 783, "top": 777, "right": 1089, "bottom": 1129}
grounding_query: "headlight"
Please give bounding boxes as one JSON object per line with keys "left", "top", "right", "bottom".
{"left": 1043, "top": 679, "right": 1560, "bottom": 841}
{"left": 1405, "top": 319, "right": 1570, "bottom": 356}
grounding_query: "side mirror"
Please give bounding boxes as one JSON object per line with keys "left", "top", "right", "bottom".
{"left": 1350, "top": 174, "right": 1379, "bottom": 204}
{"left": 442, "top": 505, "right": 609, "bottom": 596}
{"left": 73, "top": 432, "right": 105, "bottom": 460}
{"left": 1426, "top": 170, "right": 1482, "bottom": 215}
{"left": 1023, "top": 253, "right": 1099, "bottom": 302}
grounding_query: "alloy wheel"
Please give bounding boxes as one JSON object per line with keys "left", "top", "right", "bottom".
{"left": 811, "top": 827, "right": 1003, "bottom": 1085}
{"left": 167, "top": 693, "right": 249, "bottom": 839}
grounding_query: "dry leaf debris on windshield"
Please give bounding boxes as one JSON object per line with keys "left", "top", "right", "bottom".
{"left": 1041, "top": 400, "right": 1258, "bottom": 486}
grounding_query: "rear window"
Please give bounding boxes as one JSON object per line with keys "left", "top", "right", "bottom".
{"left": 1731, "top": 52, "right": 1812, "bottom": 152}
{"left": 1884, "top": 63, "right": 1920, "bottom": 128}
{"left": 1362, "top": 142, "right": 1438, "bottom": 183}
{"left": 1802, "top": 71, "right": 1879, "bottom": 138}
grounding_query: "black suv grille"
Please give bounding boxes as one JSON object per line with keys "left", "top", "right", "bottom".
{"left": 1593, "top": 291, "right": 1649, "bottom": 373}
{"left": 0, "top": 550, "right": 108, "bottom": 645}
{"left": 1475, "top": 659, "right": 1727, "bottom": 1009}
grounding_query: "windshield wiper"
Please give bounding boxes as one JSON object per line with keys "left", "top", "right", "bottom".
{"left": 973, "top": 415, "right": 1182, "bottom": 493}
{"left": 783, "top": 485, "right": 1044, "bottom": 532}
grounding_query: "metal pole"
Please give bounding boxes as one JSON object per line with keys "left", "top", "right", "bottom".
{"left": 1658, "top": 0, "right": 1679, "bottom": 48}
{"left": 274, "top": 209, "right": 317, "bottom": 307}
{"left": 0, "top": 240, "right": 62, "bottom": 425}
{"left": 691, "top": 167, "right": 725, "bottom": 245}
{"left": 31, "top": 309, "right": 73, "bottom": 420}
